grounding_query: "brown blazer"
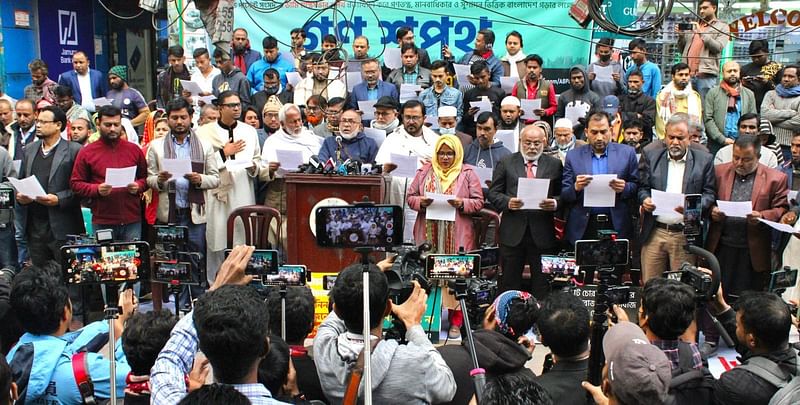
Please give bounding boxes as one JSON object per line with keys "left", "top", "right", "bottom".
{"left": 706, "top": 163, "right": 789, "bottom": 272}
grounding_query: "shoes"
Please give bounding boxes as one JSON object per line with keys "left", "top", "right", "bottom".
{"left": 448, "top": 325, "right": 461, "bottom": 339}
{"left": 700, "top": 341, "right": 718, "bottom": 358}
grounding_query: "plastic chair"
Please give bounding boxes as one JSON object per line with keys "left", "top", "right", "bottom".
{"left": 226, "top": 205, "right": 282, "bottom": 250}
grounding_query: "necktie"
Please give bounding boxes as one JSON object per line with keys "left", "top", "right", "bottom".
{"left": 526, "top": 161, "right": 536, "bottom": 178}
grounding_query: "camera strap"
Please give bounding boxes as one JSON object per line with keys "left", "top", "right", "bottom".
{"left": 342, "top": 339, "right": 380, "bottom": 405}
{"left": 71, "top": 351, "right": 97, "bottom": 405}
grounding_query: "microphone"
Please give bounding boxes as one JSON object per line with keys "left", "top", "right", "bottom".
{"left": 335, "top": 135, "right": 343, "bottom": 162}
{"left": 304, "top": 155, "right": 323, "bottom": 174}
{"left": 335, "top": 135, "right": 343, "bottom": 148}
{"left": 322, "top": 157, "right": 336, "bottom": 174}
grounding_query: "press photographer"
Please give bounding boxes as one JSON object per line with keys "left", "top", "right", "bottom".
{"left": 438, "top": 290, "right": 538, "bottom": 405}
{"left": 313, "top": 263, "right": 456, "bottom": 404}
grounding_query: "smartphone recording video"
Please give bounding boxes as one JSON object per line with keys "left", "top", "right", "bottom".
{"left": 315, "top": 205, "right": 403, "bottom": 248}
{"left": 153, "top": 225, "right": 189, "bottom": 261}
{"left": 0, "top": 189, "right": 13, "bottom": 210}
{"left": 426, "top": 254, "right": 480, "bottom": 280}
{"left": 541, "top": 255, "right": 578, "bottom": 276}
{"left": 224, "top": 249, "right": 279, "bottom": 279}
{"left": 683, "top": 194, "right": 702, "bottom": 237}
{"left": 152, "top": 262, "right": 193, "bottom": 283}
{"left": 769, "top": 268, "right": 798, "bottom": 292}
{"left": 62, "top": 242, "right": 150, "bottom": 284}
{"left": 263, "top": 265, "right": 307, "bottom": 286}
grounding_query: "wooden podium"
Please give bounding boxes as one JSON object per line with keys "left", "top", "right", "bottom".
{"left": 284, "top": 173, "right": 385, "bottom": 272}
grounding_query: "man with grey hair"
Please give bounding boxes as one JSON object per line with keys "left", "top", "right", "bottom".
{"left": 638, "top": 112, "right": 716, "bottom": 281}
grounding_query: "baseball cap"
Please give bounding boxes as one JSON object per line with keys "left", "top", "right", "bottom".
{"left": 603, "top": 321, "right": 672, "bottom": 405}
{"left": 438, "top": 105, "right": 458, "bottom": 118}
{"left": 374, "top": 96, "right": 399, "bottom": 110}
{"left": 601, "top": 95, "right": 620, "bottom": 115}
{"left": 501, "top": 96, "right": 521, "bottom": 107}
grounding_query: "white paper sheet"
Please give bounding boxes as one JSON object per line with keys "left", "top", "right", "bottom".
{"left": 651, "top": 190, "right": 685, "bottom": 217}
{"left": 275, "top": 149, "right": 304, "bottom": 172}
{"left": 363, "top": 127, "right": 386, "bottom": 149}
{"left": 759, "top": 218, "right": 798, "bottom": 234}
{"left": 717, "top": 200, "right": 753, "bottom": 218}
{"left": 11, "top": 160, "right": 21, "bottom": 177}
{"left": 789, "top": 190, "right": 798, "bottom": 203}
{"left": 520, "top": 99, "right": 542, "bottom": 120}
{"left": 593, "top": 65, "right": 615, "bottom": 83}
{"left": 583, "top": 174, "right": 617, "bottom": 207}
{"left": 474, "top": 167, "right": 494, "bottom": 186}
{"left": 346, "top": 71, "right": 363, "bottom": 92}
{"left": 425, "top": 192, "right": 456, "bottom": 222}
{"left": 424, "top": 115, "right": 440, "bottom": 130}
{"left": 9, "top": 176, "right": 46, "bottom": 198}
{"left": 224, "top": 159, "right": 255, "bottom": 172}
{"left": 286, "top": 71, "right": 303, "bottom": 87}
{"left": 389, "top": 153, "right": 419, "bottom": 178}
{"left": 500, "top": 76, "right": 517, "bottom": 94}
{"left": 358, "top": 99, "right": 377, "bottom": 121}
{"left": 494, "top": 130, "right": 517, "bottom": 152}
{"left": 105, "top": 166, "right": 137, "bottom": 188}
{"left": 384, "top": 48, "right": 402, "bottom": 70}
{"left": 517, "top": 178, "right": 550, "bottom": 209}
{"left": 565, "top": 105, "right": 586, "bottom": 127}
{"left": 453, "top": 64, "right": 471, "bottom": 79}
{"left": 470, "top": 99, "right": 492, "bottom": 121}
{"left": 399, "top": 84, "right": 422, "bottom": 103}
{"left": 93, "top": 97, "right": 113, "bottom": 107}
{"left": 198, "top": 95, "right": 217, "bottom": 104}
{"left": 179, "top": 80, "right": 204, "bottom": 95}
{"left": 161, "top": 159, "right": 193, "bottom": 177}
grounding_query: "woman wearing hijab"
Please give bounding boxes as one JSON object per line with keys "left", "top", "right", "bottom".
{"left": 407, "top": 134, "right": 484, "bottom": 339}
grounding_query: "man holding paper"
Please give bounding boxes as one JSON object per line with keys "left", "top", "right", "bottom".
{"left": 156, "top": 45, "right": 191, "bottom": 109}
{"left": 707, "top": 134, "right": 788, "bottom": 296}
{"left": 638, "top": 113, "right": 716, "bottom": 281}
{"left": 488, "top": 124, "right": 562, "bottom": 296}
{"left": 346, "top": 59, "right": 397, "bottom": 121}
{"left": 562, "top": 112, "right": 639, "bottom": 244}
{"left": 71, "top": 105, "right": 147, "bottom": 241}
{"left": 17, "top": 105, "right": 84, "bottom": 266}
{"left": 511, "top": 55, "right": 557, "bottom": 124}
{"left": 146, "top": 99, "right": 220, "bottom": 304}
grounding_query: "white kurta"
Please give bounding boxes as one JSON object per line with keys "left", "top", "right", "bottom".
{"left": 261, "top": 128, "right": 323, "bottom": 168}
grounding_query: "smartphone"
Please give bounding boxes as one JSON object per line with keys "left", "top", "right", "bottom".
{"left": 153, "top": 225, "right": 189, "bottom": 261}
{"left": 678, "top": 22, "right": 693, "bottom": 31}
{"left": 223, "top": 249, "right": 279, "bottom": 279}
{"left": 152, "top": 262, "right": 193, "bottom": 283}
{"left": 605, "top": 286, "right": 631, "bottom": 305}
{"left": 0, "top": 189, "right": 13, "bottom": 210}
{"left": 263, "top": 265, "right": 307, "bottom": 286}
{"left": 541, "top": 255, "right": 578, "bottom": 276}
{"left": 425, "top": 254, "right": 480, "bottom": 280}
{"left": 469, "top": 247, "right": 499, "bottom": 270}
{"left": 323, "top": 275, "right": 337, "bottom": 290}
{"left": 683, "top": 194, "right": 702, "bottom": 236}
{"left": 62, "top": 242, "right": 150, "bottom": 284}
{"left": 315, "top": 205, "right": 403, "bottom": 248}
{"left": 769, "top": 268, "right": 798, "bottom": 291}
{"left": 574, "top": 239, "right": 630, "bottom": 266}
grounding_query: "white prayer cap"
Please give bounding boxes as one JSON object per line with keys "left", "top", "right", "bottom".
{"left": 555, "top": 118, "right": 573, "bottom": 129}
{"left": 501, "top": 96, "right": 520, "bottom": 107}
{"left": 438, "top": 106, "right": 458, "bottom": 118}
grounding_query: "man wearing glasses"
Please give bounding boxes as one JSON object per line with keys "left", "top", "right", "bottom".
{"left": 312, "top": 97, "right": 346, "bottom": 139}
{"left": 318, "top": 109, "right": 379, "bottom": 165}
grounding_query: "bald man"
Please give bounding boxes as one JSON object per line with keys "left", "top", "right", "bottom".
{"left": 703, "top": 61, "right": 757, "bottom": 153}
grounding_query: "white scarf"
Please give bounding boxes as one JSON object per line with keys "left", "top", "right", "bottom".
{"left": 505, "top": 52, "right": 527, "bottom": 78}
{"left": 659, "top": 81, "right": 701, "bottom": 124}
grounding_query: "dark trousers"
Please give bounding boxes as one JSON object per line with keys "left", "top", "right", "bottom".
{"left": 500, "top": 228, "right": 549, "bottom": 299}
{"left": 163, "top": 209, "right": 207, "bottom": 307}
{"left": 28, "top": 235, "right": 65, "bottom": 267}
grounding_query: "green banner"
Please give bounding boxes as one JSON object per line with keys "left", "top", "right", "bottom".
{"left": 235, "top": 0, "right": 592, "bottom": 69}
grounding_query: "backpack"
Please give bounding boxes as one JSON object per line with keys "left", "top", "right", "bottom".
{"left": 666, "top": 342, "right": 714, "bottom": 405}
{"left": 738, "top": 351, "right": 800, "bottom": 405}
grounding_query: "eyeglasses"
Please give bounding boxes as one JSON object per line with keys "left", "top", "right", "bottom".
{"left": 404, "top": 115, "right": 424, "bottom": 122}
{"left": 437, "top": 151, "right": 456, "bottom": 157}
{"left": 340, "top": 119, "right": 359, "bottom": 125}
{"left": 35, "top": 119, "right": 55, "bottom": 125}
{"left": 222, "top": 102, "right": 241, "bottom": 109}
{"left": 325, "top": 110, "right": 343, "bottom": 116}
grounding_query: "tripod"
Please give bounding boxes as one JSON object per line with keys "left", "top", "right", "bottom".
{"left": 449, "top": 278, "right": 487, "bottom": 404}
{"left": 586, "top": 266, "right": 616, "bottom": 386}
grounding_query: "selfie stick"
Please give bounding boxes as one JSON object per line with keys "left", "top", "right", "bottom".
{"left": 279, "top": 282, "right": 288, "bottom": 340}
{"left": 354, "top": 247, "right": 374, "bottom": 405}
{"left": 449, "top": 278, "right": 486, "bottom": 403}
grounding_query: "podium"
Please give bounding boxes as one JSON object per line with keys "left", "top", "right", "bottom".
{"left": 284, "top": 173, "right": 385, "bottom": 272}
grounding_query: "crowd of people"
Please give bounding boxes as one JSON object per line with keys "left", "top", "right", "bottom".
{"left": 0, "top": 0, "right": 799, "bottom": 402}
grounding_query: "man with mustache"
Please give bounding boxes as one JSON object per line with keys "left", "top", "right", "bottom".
{"left": 638, "top": 112, "right": 715, "bottom": 281}
{"left": 347, "top": 58, "right": 398, "bottom": 125}
{"left": 23, "top": 59, "right": 57, "bottom": 102}
{"left": 106, "top": 65, "right": 150, "bottom": 127}
{"left": 703, "top": 61, "right": 756, "bottom": 153}
{"left": 419, "top": 60, "right": 463, "bottom": 122}
{"left": 619, "top": 70, "right": 656, "bottom": 143}
{"left": 230, "top": 28, "right": 261, "bottom": 75}
{"left": 511, "top": 54, "right": 557, "bottom": 124}
{"left": 655, "top": 63, "right": 702, "bottom": 140}
{"left": 676, "top": 0, "right": 730, "bottom": 99}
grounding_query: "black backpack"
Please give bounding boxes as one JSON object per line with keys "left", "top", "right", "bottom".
{"left": 666, "top": 342, "right": 714, "bottom": 405}
{"left": 738, "top": 350, "right": 800, "bottom": 405}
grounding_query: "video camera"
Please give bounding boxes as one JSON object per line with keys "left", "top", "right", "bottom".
{"left": 665, "top": 263, "right": 714, "bottom": 301}
{"left": 385, "top": 242, "right": 432, "bottom": 305}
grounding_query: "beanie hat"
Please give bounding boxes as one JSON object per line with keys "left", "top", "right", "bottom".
{"left": 492, "top": 290, "right": 536, "bottom": 338}
{"left": 109, "top": 65, "right": 128, "bottom": 82}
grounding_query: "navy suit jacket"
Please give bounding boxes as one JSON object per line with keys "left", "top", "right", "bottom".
{"left": 57, "top": 69, "right": 107, "bottom": 106}
{"left": 346, "top": 81, "right": 399, "bottom": 111}
{"left": 561, "top": 143, "right": 639, "bottom": 244}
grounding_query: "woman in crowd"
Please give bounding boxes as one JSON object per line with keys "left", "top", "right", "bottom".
{"left": 407, "top": 134, "right": 484, "bottom": 339}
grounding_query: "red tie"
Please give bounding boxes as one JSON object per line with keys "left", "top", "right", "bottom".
{"left": 526, "top": 161, "right": 536, "bottom": 178}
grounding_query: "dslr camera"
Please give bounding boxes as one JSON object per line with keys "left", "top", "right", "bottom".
{"left": 665, "top": 263, "right": 714, "bottom": 301}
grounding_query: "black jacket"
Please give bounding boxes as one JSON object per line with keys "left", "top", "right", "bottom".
{"left": 619, "top": 91, "right": 657, "bottom": 141}
{"left": 535, "top": 357, "right": 589, "bottom": 405}
{"left": 438, "top": 329, "right": 536, "bottom": 405}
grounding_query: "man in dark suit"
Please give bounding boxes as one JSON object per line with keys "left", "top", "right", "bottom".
{"left": 15, "top": 106, "right": 84, "bottom": 266}
{"left": 57, "top": 51, "right": 106, "bottom": 113}
{"left": 488, "top": 124, "right": 562, "bottom": 297}
{"left": 347, "top": 59, "right": 398, "bottom": 121}
{"left": 562, "top": 112, "right": 639, "bottom": 244}
{"left": 638, "top": 112, "right": 716, "bottom": 281}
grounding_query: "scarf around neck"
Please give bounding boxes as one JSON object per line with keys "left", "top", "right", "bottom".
{"left": 659, "top": 81, "right": 701, "bottom": 124}
{"left": 164, "top": 131, "right": 206, "bottom": 222}
{"left": 719, "top": 80, "right": 741, "bottom": 112}
{"left": 776, "top": 83, "right": 800, "bottom": 98}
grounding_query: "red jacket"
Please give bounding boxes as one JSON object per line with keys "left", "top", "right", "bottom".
{"left": 70, "top": 138, "right": 147, "bottom": 225}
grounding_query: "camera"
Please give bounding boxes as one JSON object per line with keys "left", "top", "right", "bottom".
{"left": 315, "top": 205, "right": 403, "bottom": 248}
{"left": 61, "top": 242, "right": 150, "bottom": 284}
{"left": 263, "top": 265, "right": 309, "bottom": 287}
{"left": 664, "top": 263, "right": 714, "bottom": 301}
{"left": 385, "top": 242, "right": 432, "bottom": 305}
{"left": 769, "top": 267, "right": 798, "bottom": 293}
{"left": 153, "top": 225, "right": 189, "bottom": 261}
{"left": 575, "top": 234, "right": 630, "bottom": 267}
{"left": 464, "top": 278, "right": 498, "bottom": 331}
{"left": 224, "top": 249, "right": 279, "bottom": 280}
{"left": 153, "top": 262, "right": 193, "bottom": 283}
{"left": 678, "top": 22, "right": 694, "bottom": 31}
{"left": 604, "top": 285, "right": 631, "bottom": 306}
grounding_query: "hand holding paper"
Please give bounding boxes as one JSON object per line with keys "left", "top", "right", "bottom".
{"left": 425, "top": 192, "right": 456, "bottom": 221}
{"left": 105, "top": 166, "right": 137, "bottom": 188}
{"left": 583, "top": 174, "right": 617, "bottom": 207}
{"left": 716, "top": 200, "right": 752, "bottom": 218}
{"left": 516, "top": 178, "right": 550, "bottom": 209}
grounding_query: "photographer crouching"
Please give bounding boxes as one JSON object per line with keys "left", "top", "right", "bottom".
{"left": 313, "top": 263, "right": 456, "bottom": 404}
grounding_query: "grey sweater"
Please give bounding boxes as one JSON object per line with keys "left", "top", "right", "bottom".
{"left": 761, "top": 90, "right": 800, "bottom": 146}
{"left": 313, "top": 312, "right": 456, "bottom": 404}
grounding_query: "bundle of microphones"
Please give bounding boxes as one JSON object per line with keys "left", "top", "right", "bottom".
{"left": 297, "top": 136, "right": 383, "bottom": 176}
